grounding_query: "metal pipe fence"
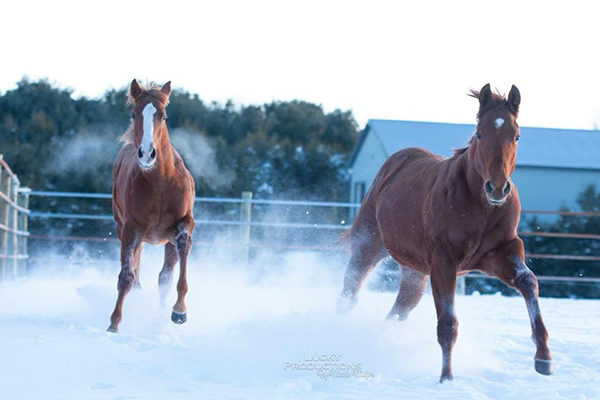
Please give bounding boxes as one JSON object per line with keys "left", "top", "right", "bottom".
{"left": 25, "top": 190, "right": 600, "bottom": 286}
{"left": 0, "top": 155, "right": 31, "bottom": 281}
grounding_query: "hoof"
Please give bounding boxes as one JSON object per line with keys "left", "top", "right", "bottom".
{"left": 107, "top": 326, "right": 118, "bottom": 333}
{"left": 439, "top": 374, "right": 453, "bottom": 383}
{"left": 535, "top": 359, "right": 553, "bottom": 376}
{"left": 171, "top": 311, "right": 187, "bottom": 324}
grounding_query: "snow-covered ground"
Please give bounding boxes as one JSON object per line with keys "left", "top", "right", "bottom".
{"left": 1, "top": 251, "right": 599, "bottom": 400}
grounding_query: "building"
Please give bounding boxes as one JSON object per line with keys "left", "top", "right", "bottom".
{"left": 348, "top": 120, "right": 600, "bottom": 218}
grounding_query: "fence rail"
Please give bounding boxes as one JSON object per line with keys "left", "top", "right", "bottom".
{"left": 0, "top": 155, "right": 31, "bottom": 281}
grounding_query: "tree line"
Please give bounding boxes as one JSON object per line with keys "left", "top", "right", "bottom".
{"left": 0, "top": 78, "right": 359, "bottom": 200}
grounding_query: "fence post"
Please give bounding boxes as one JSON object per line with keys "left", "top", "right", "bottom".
{"left": 18, "top": 188, "right": 30, "bottom": 274}
{"left": 239, "top": 191, "right": 253, "bottom": 264}
{"left": 0, "top": 161, "right": 11, "bottom": 281}
{"left": 456, "top": 275, "right": 466, "bottom": 295}
{"left": 9, "top": 176, "right": 20, "bottom": 278}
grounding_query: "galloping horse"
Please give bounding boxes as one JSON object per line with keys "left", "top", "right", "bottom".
{"left": 108, "top": 80, "right": 195, "bottom": 333}
{"left": 340, "top": 84, "right": 552, "bottom": 382}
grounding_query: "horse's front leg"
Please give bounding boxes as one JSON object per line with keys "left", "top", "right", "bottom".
{"left": 158, "top": 242, "right": 179, "bottom": 308}
{"left": 482, "top": 238, "right": 553, "bottom": 375}
{"left": 430, "top": 248, "right": 458, "bottom": 383}
{"left": 108, "top": 224, "right": 142, "bottom": 333}
{"left": 171, "top": 215, "right": 194, "bottom": 324}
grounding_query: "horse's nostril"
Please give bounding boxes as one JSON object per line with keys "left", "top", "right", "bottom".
{"left": 503, "top": 181, "right": 511, "bottom": 197}
{"left": 149, "top": 148, "right": 156, "bottom": 159}
{"left": 137, "top": 147, "right": 143, "bottom": 158}
{"left": 485, "top": 181, "right": 494, "bottom": 195}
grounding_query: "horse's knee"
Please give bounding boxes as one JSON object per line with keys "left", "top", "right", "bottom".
{"left": 514, "top": 266, "right": 539, "bottom": 297}
{"left": 437, "top": 313, "right": 458, "bottom": 348}
{"left": 118, "top": 268, "right": 135, "bottom": 292}
{"left": 176, "top": 231, "right": 192, "bottom": 254}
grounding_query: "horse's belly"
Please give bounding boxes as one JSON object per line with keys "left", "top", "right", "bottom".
{"left": 142, "top": 227, "right": 172, "bottom": 245}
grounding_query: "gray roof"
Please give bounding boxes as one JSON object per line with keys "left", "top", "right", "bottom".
{"left": 349, "top": 119, "right": 600, "bottom": 170}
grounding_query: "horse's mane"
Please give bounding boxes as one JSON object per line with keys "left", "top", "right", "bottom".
{"left": 120, "top": 83, "right": 169, "bottom": 144}
{"left": 452, "top": 88, "right": 507, "bottom": 156}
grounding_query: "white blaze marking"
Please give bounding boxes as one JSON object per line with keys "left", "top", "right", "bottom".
{"left": 495, "top": 118, "right": 504, "bottom": 129}
{"left": 141, "top": 102, "right": 157, "bottom": 153}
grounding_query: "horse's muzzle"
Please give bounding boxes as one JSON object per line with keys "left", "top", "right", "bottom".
{"left": 484, "top": 180, "right": 511, "bottom": 206}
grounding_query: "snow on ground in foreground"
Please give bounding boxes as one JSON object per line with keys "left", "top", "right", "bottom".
{"left": 0, "top": 250, "right": 599, "bottom": 400}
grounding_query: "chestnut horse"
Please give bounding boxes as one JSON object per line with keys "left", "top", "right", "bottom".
{"left": 107, "top": 80, "right": 195, "bottom": 333}
{"left": 340, "top": 84, "right": 552, "bottom": 382}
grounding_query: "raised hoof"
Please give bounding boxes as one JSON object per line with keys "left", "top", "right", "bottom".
{"left": 107, "top": 326, "right": 118, "bottom": 333}
{"left": 171, "top": 311, "right": 187, "bottom": 324}
{"left": 535, "top": 359, "right": 553, "bottom": 376}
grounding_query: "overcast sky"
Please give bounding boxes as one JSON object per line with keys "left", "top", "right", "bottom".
{"left": 2, "top": 0, "right": 599, "bottom": 129}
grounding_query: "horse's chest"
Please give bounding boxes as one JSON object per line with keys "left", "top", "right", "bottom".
{"left": 424, "top": 207, "right": 484, "bottom": 258}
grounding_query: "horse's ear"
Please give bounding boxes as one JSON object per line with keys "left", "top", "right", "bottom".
{"left": 479, "top": 83, "right": 492, "bottom": 108}
{"left": 160, "top": 81, "right": 172, "bottom": 98}
{"left": 508, "top": 85, "right": 521, "bottom": 115}
{"left": 129, "top": 79, "right": 142, "bottom": 101}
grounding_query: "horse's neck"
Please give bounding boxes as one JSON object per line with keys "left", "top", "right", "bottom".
{"left": 455, "top": 146, "right": 485, "bottom": 199}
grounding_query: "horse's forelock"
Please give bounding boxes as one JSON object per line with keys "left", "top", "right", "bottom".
{"left": 126, "top": 83, "right": 169, "bottom": 106}
{"left": 468, "top": 88, "right": 508, "bottom": 120}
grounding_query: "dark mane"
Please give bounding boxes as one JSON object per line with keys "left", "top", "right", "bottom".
{"left": 126, "top": 82, "right": 169, "bottom": 106}
{"left": 468, "top": 88, "right": 507, "bottom": 120}
{"left": 452, "top": 135, "right": 475, "bottom": 157}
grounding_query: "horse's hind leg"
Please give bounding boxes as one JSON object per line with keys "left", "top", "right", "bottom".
{"left": 108, "top": 226, "right": 142, "bottom": 333}
{"left": 171, "top": 215, "right": 195, "bottom": 325}
{"left": 158, "top": 242, "right": 179, "bottom": 308}
{"left": 387, "top": 264, "right": 428, "bottom": 321}
{"left": 339, "top": 231, "right": 387, "bottom": 312}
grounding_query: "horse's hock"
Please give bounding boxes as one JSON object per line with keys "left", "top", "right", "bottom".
{"left": 0, "top": 154, "right": 30, "bottom": 281}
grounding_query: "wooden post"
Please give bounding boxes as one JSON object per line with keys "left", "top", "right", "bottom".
{"left": 0, "top": 161, "right": 11, "bottom": 281}
{"left": 18, "top": 188, "right": 30, "bottom": 274}
{"left": 9, "top": 176, "right": 19, "bottom": 278}
{"left": 239, "top": 191, "right": 253, "bottom": 264}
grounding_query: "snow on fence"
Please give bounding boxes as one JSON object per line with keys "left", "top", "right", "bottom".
{"left": 24, "top": 190, "right": 600, "bottom": 287}
{"left": 0, "top": 155, "right": 31, "bottom": 281}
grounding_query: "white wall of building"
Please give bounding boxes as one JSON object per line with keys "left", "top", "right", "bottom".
{"left": 512, "top": 166, "right": 600, "bottom": 212}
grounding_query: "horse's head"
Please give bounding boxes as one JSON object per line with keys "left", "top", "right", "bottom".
{"left": 127, "top": 79, "right": 171, "bottom": 170}
{"left": 470, "top": 83, "right": 521, "bottom": 206}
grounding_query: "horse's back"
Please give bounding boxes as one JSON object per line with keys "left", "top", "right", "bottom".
{"left": 353, "top": 147, "right": 442, "bottom": 226}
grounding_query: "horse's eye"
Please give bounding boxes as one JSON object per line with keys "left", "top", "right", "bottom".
{"left": 476, "top": 131, "right": 482, "bottom": 140}
{"left": 515, "top": 134, "right": 521, "bottom": 142}
{"left": 131, "top": 112, "right": 135, "bottom": 120}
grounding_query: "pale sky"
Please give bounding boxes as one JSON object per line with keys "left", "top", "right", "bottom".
{"left": 2, "top": 0, "right": 599, "bottom": 130}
